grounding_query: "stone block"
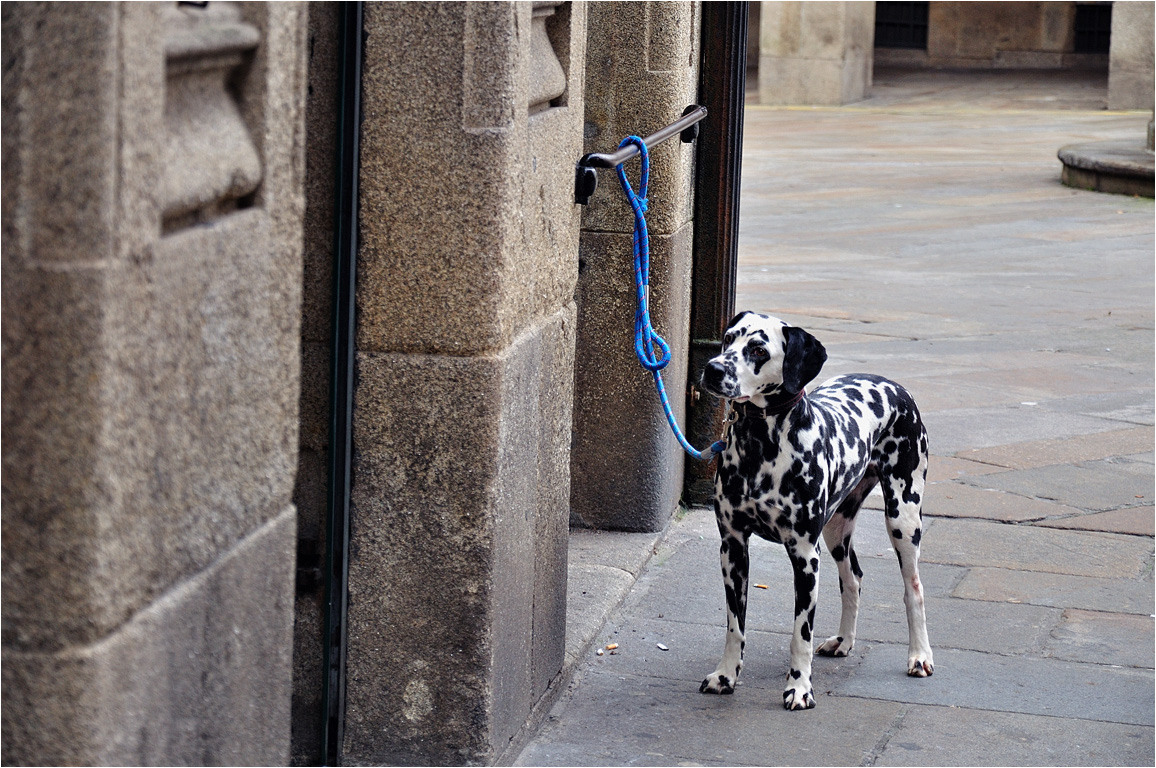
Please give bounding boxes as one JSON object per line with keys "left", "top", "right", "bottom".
{"left": 355, "top": 2, "right": 584, "bottom": 358}
{"left": 344, "top": 306, "right": 575, "bottom": 764}
{"left": 571, "top": 226, "right": 694, "bottom": 531}
{"left": 2, "top": 508, "right": 297, "bottom": 766}
{"left": 758, "top": 1, "right": 874, "bottom": 106}
{"left": 579, "top": 1, "right": 700, "bottom": 236}
{"left": 1109, "top": 1, "right": 1156, "bottom": 110}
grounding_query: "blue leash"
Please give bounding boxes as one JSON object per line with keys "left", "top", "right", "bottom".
{"left": 615, "top": 136, "right": 726, "bottom": 461}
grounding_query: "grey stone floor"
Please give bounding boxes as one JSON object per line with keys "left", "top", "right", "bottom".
{"left": 516, "top": 71, "right": 1154, "bottom": 767}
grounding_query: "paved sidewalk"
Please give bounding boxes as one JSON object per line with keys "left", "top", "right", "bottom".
{"left": 516, "top": 72, "right": 1154, "bottom": 766}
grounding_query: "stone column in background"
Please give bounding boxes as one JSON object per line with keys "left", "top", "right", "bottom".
{"left": 570, "top": 1, "right": 701, "bottom": 532}
{"left": 1108, "top": 0, "right": 1155, "bottom": 110}
{"left": 759, "top": 1, "right": 874, "bottom": 106}
{"left": 341, "top": 2, "right": 587, "bottom": 763}
{"left": 1, "top": 3, "right": 307, "bottom": 764}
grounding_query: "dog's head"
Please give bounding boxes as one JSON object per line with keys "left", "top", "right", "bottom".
{"left": 700, "top": 312, "right": 827, "bottom": 406}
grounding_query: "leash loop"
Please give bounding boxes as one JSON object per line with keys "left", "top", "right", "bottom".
{"left": 615, "top": 135, "right": 725, "bottom": 461}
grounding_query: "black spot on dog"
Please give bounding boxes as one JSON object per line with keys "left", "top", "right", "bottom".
{"left": 850, "top": 549, "right": 863, "bottom": 579}
{"left": 910, "top": 527, "right": 922, "bottom": 547}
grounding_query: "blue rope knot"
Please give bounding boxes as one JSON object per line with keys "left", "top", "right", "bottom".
{"left": 615, "top": 135, "right": 722, "bottom": 462}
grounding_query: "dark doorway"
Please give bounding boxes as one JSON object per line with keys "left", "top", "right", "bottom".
{"left": 1074, "top": 3, "right": 1112, "bottom": 54}
{"left": 875, "top": 1, "right": 930, "bottom": 50}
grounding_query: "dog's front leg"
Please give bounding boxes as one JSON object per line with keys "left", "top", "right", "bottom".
{"left": 700, "top": 528, "right": 750, "bottom": 695}
{"left": 783, "top": 542, "right": 821, "bottom": 710}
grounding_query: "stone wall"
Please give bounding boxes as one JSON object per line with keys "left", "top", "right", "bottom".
{"left": 1108, "top": 1, "right": 1155, "bottom": 110}
{"left": 339, "top": 2, "right": 587, "bottom": 763}
{"left": 929, "top": 1, "right": 1075, "bottom": 67}
{"left": 758, "top": 1, "right": 874, "bottom": 106}
{"left": 570, "top": 1, "right": 701, "bottom": 531}
{"left": 874, "top": 1, "right": 1108, "bottom": 70}
{"left": 1, "top": 2, "right": 307, "bottom": 765}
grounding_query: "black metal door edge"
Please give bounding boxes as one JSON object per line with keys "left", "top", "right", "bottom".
{"left": 322, "top": 2, "right": 364, "bottom": 764}
{"left": 685, "top": 2, "right": 748, "bottom": 504}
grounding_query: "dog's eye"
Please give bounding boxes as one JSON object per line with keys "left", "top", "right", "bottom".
{"left": 751, "top": 346, "right": 769, "bottom": 360}
{"left": 722, "top": 333, "right": 735, "bottom": 346}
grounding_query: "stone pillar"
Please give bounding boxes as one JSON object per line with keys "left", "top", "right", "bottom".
{"left": 759, "top": 1, "right": 874, "bottom": 106}
{"left": 1108, "top": 1, "right": 1155, "bottom": 110}
{"left": 1, "top": 3, "right": 307, "bottom": 765}
{"left": 570, "top": 1, "right": 701, "bottom": 532}
{"left": 341, "top": 2, "right": 586, "bottom": 763}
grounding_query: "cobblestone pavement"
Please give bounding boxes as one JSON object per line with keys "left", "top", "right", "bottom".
{"left": 516, "top": 70, "right": 1154, "bottom": 767}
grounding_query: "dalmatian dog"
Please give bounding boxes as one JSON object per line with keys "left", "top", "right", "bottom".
{"left": 698, "top": 311, "right": 933, "bottom": 710}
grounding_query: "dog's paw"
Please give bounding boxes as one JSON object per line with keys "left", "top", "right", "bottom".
{"left": 816, "top": 635, "right": 853, "bottom": 657}
{"left": 907, "top": 655, "right": 934, "bottom": 677}
{"left": 699, "top": 672, "right": 736, "bottom": 695}
{"left": 782, "top": 670, "right": 815, "bottom": 710}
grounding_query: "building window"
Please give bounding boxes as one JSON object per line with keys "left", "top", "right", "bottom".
{"left": 875, "top": 2, "right": 929, "bottom": 50}
{"left": 1074, "top": 3, "right": 1112, "bottom": 54}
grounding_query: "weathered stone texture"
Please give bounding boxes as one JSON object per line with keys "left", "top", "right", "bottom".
{"left": 928, "top": 1, "right": 1075, "bottom": 65}
{"left": 3, "top": 509, "right": 297, "bottom": 766}
{"left": 2, "top": 3, "right": 307, "bottom": 764}
{"left": 342, "top": 2, "right": 586, "bottom": 763}
{"left": 1108, "top": 0, "right": 1155, "bottom": 110}
{"left": 571, "top": 228, "right": 695, "bottom": 531}
{"left": 571, "top": 1, "right": 699, "bottom": 531}
{"left": 759, "top": 1, "right": 874, "bottom": 106}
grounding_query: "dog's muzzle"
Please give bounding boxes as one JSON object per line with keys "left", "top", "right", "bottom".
{"left": 701, "top": 360, "right": 732, "bottom": 398}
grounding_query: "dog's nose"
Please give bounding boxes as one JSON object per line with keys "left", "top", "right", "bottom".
{"left": 701, "top": 360, "right": 726, "bottom": 390}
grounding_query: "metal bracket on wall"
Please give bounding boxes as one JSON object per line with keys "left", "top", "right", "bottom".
{"left": 574, "top": 104, "right": 707, "bottom": 205}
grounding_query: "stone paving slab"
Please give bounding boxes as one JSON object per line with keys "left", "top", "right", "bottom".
{"left": 956, "top": 426, "right": 1155, "bottom": 470}
{"left": 875, "top": 704, "right": 1155, "bottom": 767}
{"left": 1033, "top": 505, "right": 1155, "bottom": 536}
{"left": 925, "top": 480, "right": 1086, "bottom": 522}
{"left": 919, "top": 517, "right": 1152, "bottom": 578}
{"left": 1044, "top": 608, "right": 1156, "bottom": 669}
{"left": 833, "top": 644, "right": 1155, "bottom": 727}
{"left": 968, "top": 458, "right": 1154, "bottom": 511}
{"left": 515, "top": 669, "right": 903, "bottom": 767}
{"left": 952, "top": 567, "right": 1154, "bottom": 616}
{"left": 921, "top": 404, "right": 1132, "bottom": 456}
{"left": 927, "top": 455, "right": 1007, "bottom": 482}
{"left": 566, "top": 562, "right": 644, "bottom": 669}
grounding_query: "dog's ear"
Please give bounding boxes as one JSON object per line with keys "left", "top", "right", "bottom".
{"left": 782, "top": 326, "right": 827, "bottom": 393}
{"left": 723, "top": 310, "right": 751, "bottom": 333}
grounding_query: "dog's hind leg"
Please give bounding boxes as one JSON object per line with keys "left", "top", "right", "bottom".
{"left": 700, "top": 524, "right": 750, "bottom": 695}
{"left": 817, "top": 469, "right": 878, "bottom": 658}
{"left": 879, "top": 449, "right": 934, "bottom": 677}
